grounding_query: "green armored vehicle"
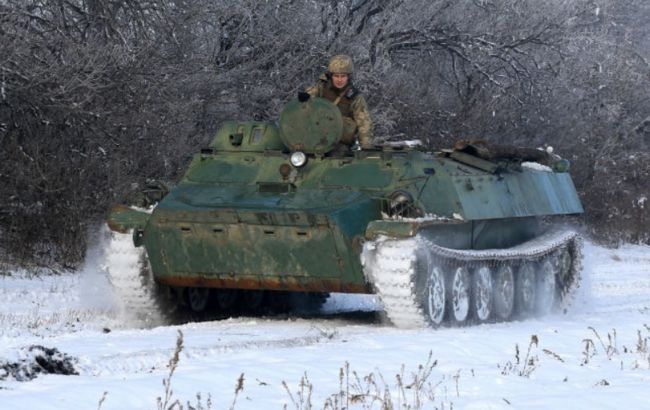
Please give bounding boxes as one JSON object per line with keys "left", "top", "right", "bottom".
{"left": 107, "top": 97, "right": 583, "bottom": 327}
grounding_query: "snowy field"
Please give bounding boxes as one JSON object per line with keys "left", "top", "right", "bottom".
{"left": 1, "top": 236, "right": 649, "bottom": 409}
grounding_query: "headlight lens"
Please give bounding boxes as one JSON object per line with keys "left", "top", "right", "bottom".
{"left": 290, "top": 151, "right": 307, "bottom": 167}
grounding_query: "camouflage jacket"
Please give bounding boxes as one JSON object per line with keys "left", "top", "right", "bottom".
{"left": 306, "top": 74, "right": 373, "bottom": 148}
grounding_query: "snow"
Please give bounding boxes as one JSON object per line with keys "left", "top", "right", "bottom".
{"left": 522, "top": 162, "right": 552, "bottom": 172}
{"left": 1, "top": 237, "right": 650, "bottom": 409}
{"left": 379, "top": 212, "right": 459, "bottom": 222}
{"left": 383, "top": 139, "right": 423, "bottom": 148}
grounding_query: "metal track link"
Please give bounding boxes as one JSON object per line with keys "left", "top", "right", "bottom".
{"left": 103, "top": 229, "right": 169, "bottom": 328}
{"left": 363, "top": 238, "right": 426, "bottom": 328}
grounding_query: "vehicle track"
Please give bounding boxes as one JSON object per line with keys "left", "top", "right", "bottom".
{"left": 103, "top": 229, "right": 170, "bottom": 328}
{"left": 363, "top": 228, "right": 582, "bottom": 328}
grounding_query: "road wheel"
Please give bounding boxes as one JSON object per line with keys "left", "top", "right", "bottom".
{"left": 472, "top": 266, "right": 493, "bottom": 323}
{"left": 447, "top": 266, "right": 471, "bottom": 325}
{"left": 216, "top": 289, "right": 239, "bottom": 310}
{"left": 516, "top": 263, "right": 536, "bottom": 315}
{"left": 494, "top": 265, "right": 515, "bottom": 320}
{"left": 556, "top": 248, "right": 573, "bottom": 294}
{"left": 536, "top": 259, "right": 557, "bottom": 314}
{"left": 425, "top": 265, "right": 447, "bottom": 326}
{"left": 242, "top": 290, "right": 265, "bottom": 312}
{"left": 186, "top": 287, "right": 210, "bottom": 313}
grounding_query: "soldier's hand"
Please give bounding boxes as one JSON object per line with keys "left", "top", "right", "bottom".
{"left": 298, "top": 91, "right": 310, "bottom": 102}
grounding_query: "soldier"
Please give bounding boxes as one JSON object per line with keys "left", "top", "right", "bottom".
{"left": 304, "top": 54, "right": 373, "bottom": 149}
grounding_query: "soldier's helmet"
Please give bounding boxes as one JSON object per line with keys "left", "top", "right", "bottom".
{"left": 327, "top": 54, "right": 353, "bottom": 74}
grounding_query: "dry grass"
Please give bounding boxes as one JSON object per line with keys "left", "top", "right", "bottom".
{"left": 498, "top": 327, "right": 650, "bottom": 372}
{"left": 94, "top": 325, "right": 650, "bottom": 409}
{"left": 98, "top": 330, "right": 226, "bottom": 410}
{"left": 588, "top": 327, "right": 618, "bottom": 359}
{"left": 630, "top": 325, "right": 650, "bottom": 369}
{"left": 581, "top": 326, "right": 650, "bottom": 370}
{"left": 281, "top": 350, "right": 454, "bottom": 410}
{"left": 283, "top": 373, "right": 314, "bottom": 410}
{"left": 157, "top": 330, "right": 184, "bottom": 410}
{"left": 500, "top": 335, "right": 540, "bottom": 377}
{"left": 154, "top": 330, "right": 225, "bottom": 410}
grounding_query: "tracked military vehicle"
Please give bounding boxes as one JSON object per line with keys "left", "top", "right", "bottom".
{"left": 107, "top": 96, "right": 583, "bottom": 328}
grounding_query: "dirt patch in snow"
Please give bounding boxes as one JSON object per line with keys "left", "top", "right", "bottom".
{"left": 0, "top": 346, "right": 78, "bottom": 381}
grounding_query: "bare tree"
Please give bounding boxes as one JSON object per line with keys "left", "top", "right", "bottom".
{"left": 1, "top": 0, "right": 649, "bottom": 267}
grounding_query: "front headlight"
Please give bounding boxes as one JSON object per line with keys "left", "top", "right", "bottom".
{"left": 290, "top": 151, "right": 307, "bottom": 168}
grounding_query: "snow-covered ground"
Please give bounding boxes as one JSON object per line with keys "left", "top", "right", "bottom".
{"left": 1, "top": 237, "right": 649, "bottom": 409}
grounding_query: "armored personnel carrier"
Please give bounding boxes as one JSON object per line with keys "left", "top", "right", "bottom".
{"left": 107, "top": 96, "right": 583, "bottom": 328}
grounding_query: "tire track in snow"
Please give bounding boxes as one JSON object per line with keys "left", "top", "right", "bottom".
{"left": 575, "top": 242, "right": 650, "bottom": 314}
{"left": 76, "top": 323, "right": 340, "bottom": 376}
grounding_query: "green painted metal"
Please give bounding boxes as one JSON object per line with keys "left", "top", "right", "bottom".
{"left": 106, "top": 204, "right": 150, "bottom": 233}
{"left": 279, "top": 97, "right": 343, "bottom": 154}
{"left": 210, "top": 121, "right": 285, "bottom": 152}
{"left": 365, "top": 219, "right": 462, "bottom": 240}
{"left": 447, "top": 171, "right": 583, "bottom": 220}
{"left": 107, "top": 98, "right": 584, "bottom": 295}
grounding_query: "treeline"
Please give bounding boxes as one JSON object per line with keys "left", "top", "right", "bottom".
{"left": 1, "top": 0, "right": 648, "bottom": 267}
